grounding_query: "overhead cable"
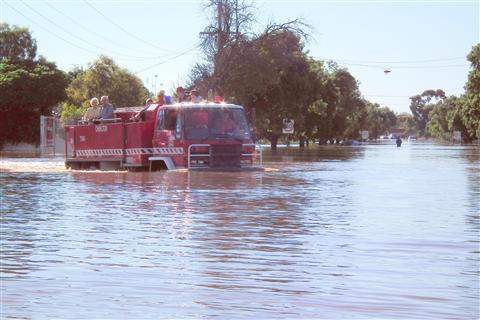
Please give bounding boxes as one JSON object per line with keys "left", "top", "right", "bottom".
{"left": 45, "top": 2, "right": 156, "bottom": 58}
{"left": 45, "top": 3, "right": 185, "bottom": 61}
{"left": 321, "top": 56, "right": 465, "bottom": 64}
{"left": 134, "top": 46, "right": 200, "bottom": 74}
{"left": 6, "top": 2, "right": 101, "bottom": 56}
{"left": 84, "top": 0, "right": 178, "bottom": 54}
{"left": 336, "top": 62, "right": 468, "bottom": 69}
{"left": 20, "top": 0, "right": 179, "bottom": 60}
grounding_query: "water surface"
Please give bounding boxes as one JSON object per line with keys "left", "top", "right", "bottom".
{"left": 1, "top": 142, "right": 479, "bottom": 319}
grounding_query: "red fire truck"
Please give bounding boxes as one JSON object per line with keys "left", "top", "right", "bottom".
{"left": 64, "top": 102, "right": 262, "bottom": 170}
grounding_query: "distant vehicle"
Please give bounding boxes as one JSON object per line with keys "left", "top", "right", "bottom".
{"left": 408, "top": 135, "right": 417, "bottom": 142}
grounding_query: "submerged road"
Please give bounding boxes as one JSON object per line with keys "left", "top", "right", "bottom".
{"left": 1, "top": 142, "right": 479, "bottom": 319}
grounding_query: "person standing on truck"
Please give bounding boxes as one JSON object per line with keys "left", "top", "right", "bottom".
{"left": 156, "top": 90, "right": 166, "bottom": 105}
{"left": 83, "top": 97, "right": 101, "bottom": 122}
{"left": 99, "top": 95, "right": 114, "bottom": 119}
{"left": 176, "top": 86, "right": 188, "bottom": 102}
{"left": 190, "top": 89, "right": 202, "bottom": 103}
{"left": 131, "top": 92, "right": 165, "bottom": 122}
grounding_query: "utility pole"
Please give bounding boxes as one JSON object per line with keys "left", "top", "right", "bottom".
{"left": 217, "top": 1, "right": 222, "bottom": 53}
{"left": 199, "top": 0, "right": 240, "bottom": 61}
{"left": 235, "top": 0, "right": 239, "bottom": 35}
{"left": 199, "top": 0, "right": 242, "bottom": 93}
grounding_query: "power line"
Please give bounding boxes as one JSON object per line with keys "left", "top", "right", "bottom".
{"left": 365, "top": 88, "right": 466, "bottom": 98}
{"left": 45, "top": 2, "right": 185, "bottom": 61}
{"left": 336, "top": 61, "right": 468, "bottom": 69}
{"left": 7, "top": 2, "right": 198, "bottom": 77}
{"left": 20, "top": 0, "right": 178, "bottom": 60}
{"left": 45, "top": 2, "right": 146, "bottom": 56}
{"left": 84, "top": 0, "right": 178, "bottom": 54}
{"left": 321, "top": 56, "right": 465, "bottom": 64}
{"left": 134, "top": 46, "right": 200, "bottom": 74}
{"left": 6, "top": 2, "right": 102, "bottom": 56}
{"left": 364, "top": 95, "right": 413, "bottom": 98}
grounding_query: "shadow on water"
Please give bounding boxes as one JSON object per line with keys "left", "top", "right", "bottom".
{"left": 264, "top": 145, "right": 365, "bottom": 165}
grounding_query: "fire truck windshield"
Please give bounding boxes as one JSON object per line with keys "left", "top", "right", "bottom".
{"left": 185, "top": 107, "right": 251, "bottom": 141}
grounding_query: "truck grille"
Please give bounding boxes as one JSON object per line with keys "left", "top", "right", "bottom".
{"left": 210, "top": 144, "right": 242, "bottom": 168}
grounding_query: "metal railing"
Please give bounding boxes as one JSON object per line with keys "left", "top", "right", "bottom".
{"left": 187, "top": 144, "right": 211, "bottom": 169}
{"left": 187, "top": 143, "right": 262, "bottom": 169}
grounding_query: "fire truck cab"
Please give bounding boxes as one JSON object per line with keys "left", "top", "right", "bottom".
{"left": 65, "top": 102, "right": 261, "bottom": 170}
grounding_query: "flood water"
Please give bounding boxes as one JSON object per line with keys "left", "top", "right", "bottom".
{"left": 1, "top": 142, "right": 479, "bottom": 319}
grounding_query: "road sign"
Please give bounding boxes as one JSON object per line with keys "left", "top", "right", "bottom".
{"left": 283, "top": 119, "right": 294, "bottom": 134}
{"left": 361, "top": 130, "right": 369, "bottom": 140}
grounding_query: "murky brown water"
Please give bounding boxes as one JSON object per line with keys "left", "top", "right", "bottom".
{"left": 1, "top": 142, "right": 479, "bottom": 319}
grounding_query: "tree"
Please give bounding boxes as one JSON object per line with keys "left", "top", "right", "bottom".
{"left": 457, "top": 43, "right": 480, "bottom": 142}
{"left": 362, "top": 103, "right": 397, "bottom": 139}
{"left": 193, "top": 1, "right": 373, "bottom": 148}
{"left": 425, "top": 96, "right": 459, "bottom": 140}
{"left": 397, "top": 113, "right": 417, "bottom": 137}
{"left": 61, "top": 55, "right": 148, "bottom": 123}
{"left": 235, "top": 29, "right": 317, "bottom": 149}
{"left": 192, "top": 0, "right": 316, "bottom": 149}
{"left": 0, "top": 23, "right": 37, "bottom": 62}
{"left": 409, "top": 89, "right": 446, "bottom": 136}
{"left": 0, "top": 24, "right": 67, "bottom": 148}
{"left": 329, "top": 67, "right": 366, "bottom": 141}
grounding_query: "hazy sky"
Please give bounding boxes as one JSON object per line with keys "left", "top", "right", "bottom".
{"left": 2, "top": 0, "right": 478, "bottom": 113}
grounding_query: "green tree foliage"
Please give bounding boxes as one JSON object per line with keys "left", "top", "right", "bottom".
{"left": 0, "top": 23, "right": 37, "bottom": 61}
{"left": 363, "top": 102, "right": 397, "bottom": 139}
{"left": 61, "top": 55, "right": 148, "bottom": 123}
{"left": 397, "top": 113, "right": 416, "bottom": 137}
{"left": 234, "top": 29, "right": 317, "bottom": 149}
{"left": 192, "top": 0, "right": 374, "bottom": 148}
{"left": 426, "top": 96, "right": 461, "bottom": 140}
{"left": 414, "top": 45, "right": 479, "bottom": 143}
{"left": 0, "top": 24, "right": 67, "bottom": 147}
{"left": 192, "top": 2, "right": 316, "bottom": 148}
{"left": 409, "top": 89, "right": 446, "bottom": 136}
{"left": 457, "top": 43, "right": 480, "bottom": 141}
{"left": 192, "top": 1, "right": 398, "bottom": 147}
{"left": 329, "top": 67, "right": 366, "bottom": 140}
{"left": 300, "top": 61, "right": 368, "bottom": 144}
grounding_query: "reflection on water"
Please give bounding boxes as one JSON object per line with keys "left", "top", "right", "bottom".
{"left": 1, "top": 143, "right": 479, "bottom": 319}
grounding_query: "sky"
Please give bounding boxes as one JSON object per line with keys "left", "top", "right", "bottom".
{"left": 1, "top": 0, "right": 479, "bottom": 113}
